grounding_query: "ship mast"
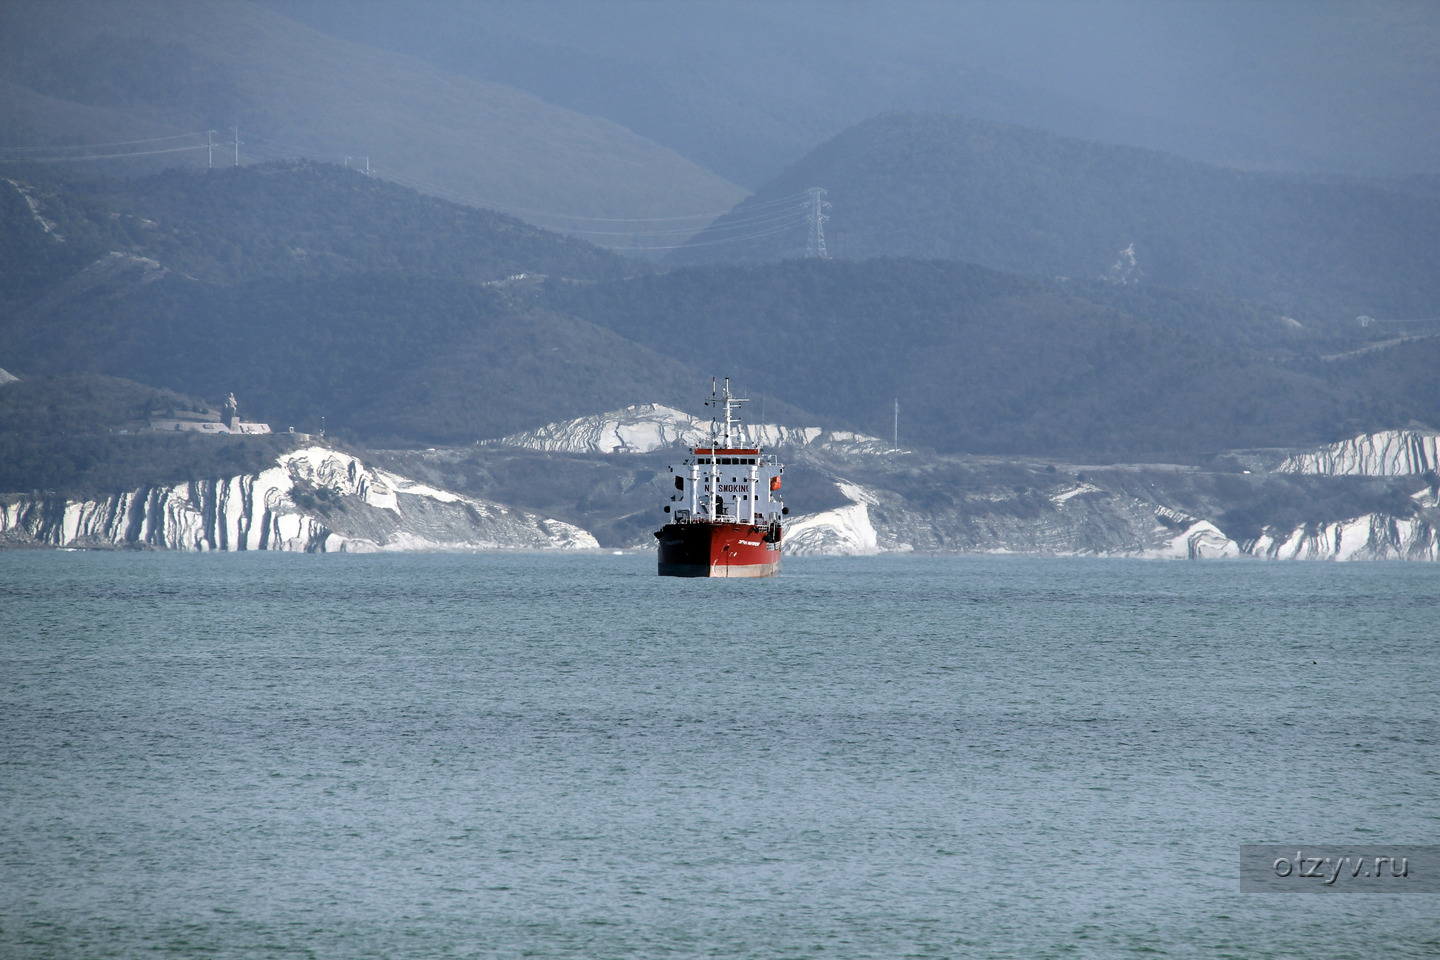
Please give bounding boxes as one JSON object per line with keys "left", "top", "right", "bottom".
{"left": 707, "top": 378, "right": 719, "bottom": 520}
{"left": 719, "top": 377, "right": 747, "bottom": 449}
{"left": 701, "top": 378, "right": 751, "bottom": 522}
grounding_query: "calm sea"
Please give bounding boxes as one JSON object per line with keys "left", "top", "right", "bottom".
{"left": 2, "top": 552, "right": 1437, "bottom": 959}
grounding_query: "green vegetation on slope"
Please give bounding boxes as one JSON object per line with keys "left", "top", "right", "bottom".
{"left": 1, "top": 162, "right": 637, "bottom": 291}
{"left": 0, "top": 169, "right": 138, "bottom": 301}
{"left": 0, "top": 375, "right": 296, "bottom": 496}
{"left": 97, "top": 162, "right": 638, "bottom": 283}
{"left": 0, "top": 163, "right": 698, "bottom": 445}
{"left": 4, "top": 162, "right": 1434, "bottom": 469}
{"left": 553, "top": 258, "right": 1437, "bottom": 459}
{"left": 7, "top": 272, "right": 702, "bottom": 446}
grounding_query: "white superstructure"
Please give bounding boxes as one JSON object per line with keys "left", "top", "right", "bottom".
{"left": 665, "top": 378, "right": 785, "bottom": 526}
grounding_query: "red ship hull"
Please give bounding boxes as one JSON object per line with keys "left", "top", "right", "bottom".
{"left": 656, "top": 521, "right": 782, "bottom": 577}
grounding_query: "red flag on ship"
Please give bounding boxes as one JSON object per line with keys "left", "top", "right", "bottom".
{"left": 770, "top": 475, "right": 782, "bottom": 491}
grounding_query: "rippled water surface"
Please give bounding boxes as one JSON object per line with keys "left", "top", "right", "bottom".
{"left": 2, "top": 551, "right": 1437, "bottom": 958}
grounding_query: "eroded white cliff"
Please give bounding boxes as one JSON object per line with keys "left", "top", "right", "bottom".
{"left": 1145, "top": 509, "right": 1242, "bottom": 559}
{"left": 775, "top": 478, "right": 1437, "bottom": 561}
{"left": 784, "top": 483, "right": 883, "bottom": 556}
{"left": 1278, "top": 430, "right": 1439, "bottom": 477}
{"left": 1243, "top": 489, "right": 1440, "bottom": 561}
{"left": 0, "top": 446, "right": 597, "bottom": 552}
{"left": 488, "top": 404, "right": 894, "bottom": 458}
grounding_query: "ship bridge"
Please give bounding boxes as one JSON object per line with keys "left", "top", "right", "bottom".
{"left": 663, "top": 382, "right": 784, "bottom": 526}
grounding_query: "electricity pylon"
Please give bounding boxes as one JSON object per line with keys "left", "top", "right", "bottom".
{"left": 805, "top": 187, "right": 830, "bottom": 259}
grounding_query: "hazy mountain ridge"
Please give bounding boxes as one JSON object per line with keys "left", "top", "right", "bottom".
{"left": 674, "top": 112, "right": 1440, "bottom": 320}
{"left": 2, "top": 161, "right": 636, "bottom": 289}
{"left": 0, "top": 0, "right": 745, "bottom": 240}
{"left": 263, "top": 1, "right": 1440, "bottom": 185}
{"left": 260, "top": 0, "right": 1185, "bottom": 191}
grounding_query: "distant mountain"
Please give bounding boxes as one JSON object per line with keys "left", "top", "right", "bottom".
{"left": 261, "top": 0, "right": 1168, "bottom": 191}
{"left": 671, "top": 113, "right": 1440, "bottom": 320}
{"left": 0, "top": 0, "right": 744, "bottom": 244}
{"left": 1, "top": 161, "right": 636, "bottom": 296}
{"left": 6, "top": 162, "right": 1435, "bottom": 462}
{"left": 265, "top": 1, "right": 1440, "bottom": 187}
{"left": 0, "top": 163, "right": 698, "bottom": 443}
{"left": 553, "top": 258, "right": 1440, "bottom": 460}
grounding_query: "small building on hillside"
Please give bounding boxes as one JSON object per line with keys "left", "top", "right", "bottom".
{"left": 221, "top": 392, "right": 271, "bottom": 434}
{"left": 149, "top": 392, "right": 271, "bottom": 435}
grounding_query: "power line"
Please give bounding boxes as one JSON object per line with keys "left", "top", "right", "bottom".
{"left": 0, "top": 124, "right": 807, "bottom": 251}
{"left": 606, "top": 219, "right": 803, "bottom": 252}
{"left": 0, "top": 131, "right": 207, "bottom": 155}
{"left": 367, "top": 163, "right": 809, "bottom": 250}
{"left": 0, "top": 143, "right": 210, "bottom": 163}
{"left": 380, "top": 164, "right": 805, "bottom": 227}
{"left": 528, "top": 205, "right": 806, "bottom": 240}
{"left": 245, "top": 132, "right": 351, "bottom": 164}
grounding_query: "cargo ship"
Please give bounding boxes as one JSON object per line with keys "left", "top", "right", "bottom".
{"left": 654, "top": 378, "right": 787, "bottom": 577}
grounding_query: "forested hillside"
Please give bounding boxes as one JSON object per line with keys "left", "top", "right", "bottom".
{"left": 0, "top": 163, "right": 695, "bottom": 443}
{"left": 673, "top": 113, "right": 1440, "bottom": 321}
{"left": 554, "top": 259, "right": 1439, "bottom": 459}
{"left": 10, "top": 276, "right": 700, "bottom": 444}
{"left": 0, "top": 374, "right": 295, "bottom": 496}
{"left": 4, "top": 161, "right": 1435, "bottom": 461}
{"left": 1, "top": 161, "right": 636, "bottom": 291}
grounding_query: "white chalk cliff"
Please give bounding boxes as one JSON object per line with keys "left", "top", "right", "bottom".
{"left": 375, "top": 424, "right": 1440, "bottom": 562}
{"left": 1146, "top": 508, "right": 1242, "bottom": 560}
{"left": 784, "top": 482, "right": 885, "bottom": 556}
{"left": 1243, "top": 488, "right": 1440, "bottom": 561}
{"left": 0, "top": 446, "right": 597, "bottom": 552}
{"left": 1278, "top": 429, "right": 1439, "bottom": 477}
{"left": 775, "top": 471, "right": 1437, "bottom": 561}
{"left": 487, "top": 404, "right": 894, "bottom": 458}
